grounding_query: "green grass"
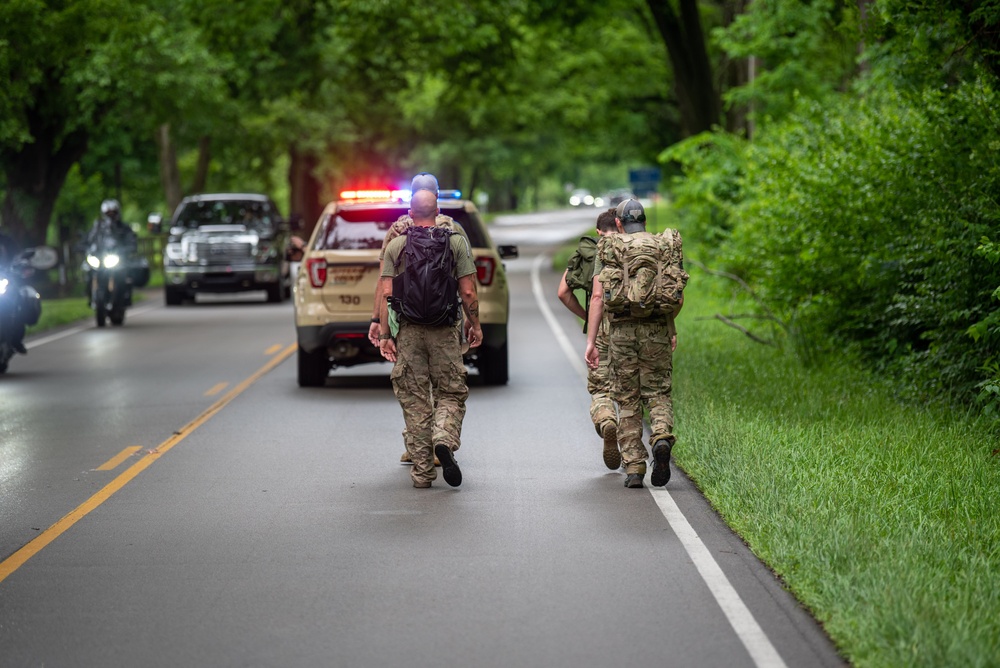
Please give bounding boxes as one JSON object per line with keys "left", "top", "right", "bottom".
{"left": 553, "top": 202, "right": 1000, "bottom": 666}
{"left": 26, "top": 297, "right": 93, "bottom": 335}
{"left": 26, "top": 279, "right": 156, "bottom": 336}
{"left": 675, "top": 264, "right": 1000, "bottom": 667}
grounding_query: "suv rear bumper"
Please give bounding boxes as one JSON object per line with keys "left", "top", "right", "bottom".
{"left": 297, "top": 321, "right": 507, "bottom": 366}
{"left": 297, "top": 322, "right": 383, "bottom": 367}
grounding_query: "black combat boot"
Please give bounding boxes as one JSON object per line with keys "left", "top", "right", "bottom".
{"left": 650, "top": 439, "right": 674, "bottom": 487}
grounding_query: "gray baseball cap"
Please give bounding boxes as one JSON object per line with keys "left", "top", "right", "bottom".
{"left": 616, "top": 198, "right": 646, "bottom": 225}
{"left": 410, "top": 172, "right": 439, "bottom": 194}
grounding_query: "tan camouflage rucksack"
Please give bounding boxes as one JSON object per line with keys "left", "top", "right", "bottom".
{"left": 597, "top": 229, "right": 689, "bottom": 318}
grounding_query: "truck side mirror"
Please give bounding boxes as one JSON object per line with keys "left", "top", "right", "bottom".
{"left": 147, "top": 213, "right": 163, "bottom": 234}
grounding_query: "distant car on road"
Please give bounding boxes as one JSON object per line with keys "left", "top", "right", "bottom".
{"left": 293, "top": 189, "right": 518, "bottom": 387}
{"left": 607, "top": 188, "right": 636, "bottom": 207}
{"left": 568, "top": 189, "right": 594, "bottom": 207}
{"left": 152, "top": 194, "right": 293, "bottom": 306}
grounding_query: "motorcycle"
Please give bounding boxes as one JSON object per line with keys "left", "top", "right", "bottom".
{"left": 0, "top": 246, "right": 56, "bottom": 374}
{"left": 86, "top": 235, "right": 134, "bottom": 327}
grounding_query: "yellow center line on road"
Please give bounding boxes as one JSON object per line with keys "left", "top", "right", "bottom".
{"left": 204, "top": 382, "right": 229, "bottom": 397}
{"left": 95, "top": 446, "right": 142, "bottom": 471}
{"left": 265, "top": 344, "right": 283, "bottom": 355}
{"left": 0, "top": 343, "right": 298, "bottom": 586}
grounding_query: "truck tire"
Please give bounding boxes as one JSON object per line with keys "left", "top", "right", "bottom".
{"left": 165, "top": 288, "right": 184, "bottom": 306}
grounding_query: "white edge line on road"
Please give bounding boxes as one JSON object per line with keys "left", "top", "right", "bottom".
{"left": 530, "top": 252, "right": 788, "bottom": 668}
{"left": 529, "top": 253, "right": 589, "bottom": 379}
{"left": 25, "top": 302, "right": 161, "bottom": 350}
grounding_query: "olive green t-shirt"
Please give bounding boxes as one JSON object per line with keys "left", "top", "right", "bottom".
{"left": 381, "top": 229, "right": 476, "bottom": 280}
{"left": 378, "top": 214, "right": 470, "bottom": 262}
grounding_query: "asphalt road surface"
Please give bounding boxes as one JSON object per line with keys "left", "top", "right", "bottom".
{"left": 0, "top": 208, "right": 845, "bottom": 667}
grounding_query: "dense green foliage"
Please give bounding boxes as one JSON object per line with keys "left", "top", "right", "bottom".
{"left": 664, "top": 0, "right": 1000, "bottom": 413}
{"left": 0, "top": 0, "right": 674, "bottom": 246}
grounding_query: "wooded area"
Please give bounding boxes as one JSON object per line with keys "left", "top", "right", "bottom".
{"left": 2, "top": 0, "right": 999, "bottom": 413}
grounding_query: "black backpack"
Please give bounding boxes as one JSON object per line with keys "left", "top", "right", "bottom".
{"left": 390, "top": 225, "right": 460, "bottom": 326}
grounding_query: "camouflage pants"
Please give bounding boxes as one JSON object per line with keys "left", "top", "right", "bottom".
{"left": 608, "top": 318, "right": 675, "bottom": 475}
{"left": 391, "top": 321, "right": 469, "bottom": 484}
{"left": 401, "top": 317, "right": 464, "bottom": 450}
{"left": 587, "top": 316, "right": 617, "bottom": 435}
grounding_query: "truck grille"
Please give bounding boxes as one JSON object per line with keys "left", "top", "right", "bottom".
{"left": 193, "top": 242, "right": 252, "bottom": 263}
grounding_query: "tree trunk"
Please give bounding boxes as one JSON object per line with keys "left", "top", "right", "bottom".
{"left": 645, "top": 0, "right": 722, "bottom": 137}
{"left": 191, "top": 135, "right": 212, "bottom": 194}
{"left": 288, "top": 147, "right": 324, "bottom": 238}
{"left": 156, "top": 123, "right": 183, "bottom": 215}
{"left": 0, "top": 110, "right": 88, "bottom": 247}
{"left": 722, "top": 0, "right": 751, "bottom": 136}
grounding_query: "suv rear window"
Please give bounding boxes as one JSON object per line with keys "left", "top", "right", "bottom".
{"left": 315, "top": 207, "right": 487, "bottom": 251}
{"left": 174, "top": 200, "right": 277, "bottom": 234}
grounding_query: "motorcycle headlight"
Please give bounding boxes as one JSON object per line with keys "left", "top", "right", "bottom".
{"left": 0, "top": 278, "right": 8, "bottom": 295}
{"left": 104, "top": 254, "right": 121, "bottom": 268}
{"left": 87, "top": 255, "right": 101, "bottom": 269}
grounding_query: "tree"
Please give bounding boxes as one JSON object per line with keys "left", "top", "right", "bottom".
{"left": 0, "top": 1, "right": 224, "bottom": 245}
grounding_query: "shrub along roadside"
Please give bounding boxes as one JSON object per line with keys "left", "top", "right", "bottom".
{"left": 674, "top": 261, "right": 1000, "bottom": 668}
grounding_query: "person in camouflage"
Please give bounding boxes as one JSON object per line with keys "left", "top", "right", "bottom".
{"left": 367, "top": 173, "right": 471, "bottom": 466}
{"left": 378, "top": 188, "right": 482, "bottom": 488}
{"left": 556, "top": 208, "right": 621, "bottom": 469}
{"left": 584, "top": 199, "right": 683, "bottom": 489}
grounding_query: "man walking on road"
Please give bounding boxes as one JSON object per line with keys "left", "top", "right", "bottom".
{"left": 584, "top": 199, "right": 684, "bottom": 489}
{"left": 557, "top": 208, "right": 621, "bottom": 469}
{"left": 378, "top": 189, "right": 482, "bottom": 488}
{"left": 368, "top": 173, "right": 470, "bottom": 467}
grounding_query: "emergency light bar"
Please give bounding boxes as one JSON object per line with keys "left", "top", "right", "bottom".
{"left": 338, "top": 189, "right": 463, "bottom": 203}
{"left": 338, "top": 189, "right": 409, "bottom": 202}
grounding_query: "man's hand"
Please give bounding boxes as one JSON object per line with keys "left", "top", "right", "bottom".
{"left": 368, "top": 321, "right": 380, "bottom": 347}
{"left": 379, "top": 337, "right": 397, "bottom": 362}
{"left": 585, "top": 341, "right": 599, "bottom": 369}
{"left": 467, "top": 324, "right": 483, "bottom": 349}
{"left": 671, "top": 335, "right": 677, "bottom": 352}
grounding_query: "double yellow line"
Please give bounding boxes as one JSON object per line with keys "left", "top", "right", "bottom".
{"left": 0, "top": 343, "right": 297, "bottom": 584}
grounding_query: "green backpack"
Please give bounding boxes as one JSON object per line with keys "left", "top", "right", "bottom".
{"left": 565, "top": 236, "right": 598, "bottom": 332}
{"left": 565, "top": 236, "right": 598, "bottom": 292}
{"left": 597, "top": 229, "right": 689, "bottom": 319}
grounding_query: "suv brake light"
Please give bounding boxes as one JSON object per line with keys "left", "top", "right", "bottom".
{"left": 475, "top": 256, "right": 496, "bottom": 286}
{"left": 306, "top": 257, "right": 328, "bottom": 288}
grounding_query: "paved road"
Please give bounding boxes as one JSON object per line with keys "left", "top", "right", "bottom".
{"left": 0, "top": 209, "right": 844, "bottom": 667}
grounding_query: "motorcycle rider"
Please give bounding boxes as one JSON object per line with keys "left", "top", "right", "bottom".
{"left": 84, "top": 199, "right": 137, "bottom": 306}
{"left": 0, "top": 229, "right": 28, "bottom": 354}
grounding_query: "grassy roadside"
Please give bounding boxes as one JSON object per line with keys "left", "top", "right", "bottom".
{"left": 675, "top": 265, "right": 999, "bottom": 667}
{"left": 555, "top": 207, "right": 1000, "bottom": 666}
{"left": 26, "top": 274, "right": 159, "bottom": 337}
{"left": 25, "top": 297, "right": 92, "bottom": 335}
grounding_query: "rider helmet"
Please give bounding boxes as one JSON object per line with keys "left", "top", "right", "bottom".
{"left": 100, "top": 199, "right": 122, "bottom": 223}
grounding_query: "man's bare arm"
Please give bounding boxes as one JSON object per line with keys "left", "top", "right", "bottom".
{"left": 557, "top": 270, "right": 587, "bottom": 320}
{"left": 458, "top": 274, "right": 482, "bottom": 348}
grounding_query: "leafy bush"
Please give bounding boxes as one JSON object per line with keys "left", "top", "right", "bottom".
{"left": 713, "top": 78, "right": 1000, "bottom": 404}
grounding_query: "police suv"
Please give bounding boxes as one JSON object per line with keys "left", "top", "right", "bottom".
{"left": 293, "top": 189, "right": 518, "bottom": 387}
